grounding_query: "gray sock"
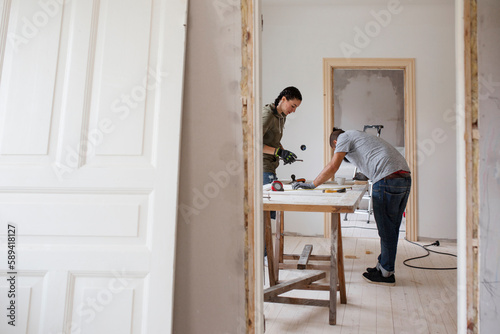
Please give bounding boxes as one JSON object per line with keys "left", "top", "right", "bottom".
{"left": 376, "top": 262, "right": 394, "bottom": 278}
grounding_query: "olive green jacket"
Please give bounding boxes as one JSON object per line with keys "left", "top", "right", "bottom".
{"left": 262, "top": 103, "right": 286, "bottom": 173}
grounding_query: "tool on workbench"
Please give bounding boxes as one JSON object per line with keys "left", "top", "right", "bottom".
{"left": 278, "top": 157, "right": 303, "bottom": 162}
{"left": 271, "top": 180, "right": 284, "bottom": 191}
{"left": 290, "top": 174, "right": 306, "bottom": 183}
{"left": 322, "top": 187, "right": 352, "bottom": 193}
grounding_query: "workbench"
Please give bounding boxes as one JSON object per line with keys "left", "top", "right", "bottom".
{"left": 263, "top": 181, "right": 368, "bottom": 325}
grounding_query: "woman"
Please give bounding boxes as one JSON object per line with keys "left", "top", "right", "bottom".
{"left": 262, "top": 86, "right": 302, "bottom": 188}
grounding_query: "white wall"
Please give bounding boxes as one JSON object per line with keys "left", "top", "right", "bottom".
{"left": 262, "top": 0, "right": 457, "bottom": 239}
{"left": 173, "top": 1, "right": 246, "bottom": 333}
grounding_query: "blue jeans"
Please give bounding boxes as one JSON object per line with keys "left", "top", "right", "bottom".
{"left": 263, "top": 172, "right": 277, "bottom": 185}
{"left": 263, "top": 172, "right": 277, "bottom": 220}
{"left": 372, "top": 175, "right": 411, "bottom": 276}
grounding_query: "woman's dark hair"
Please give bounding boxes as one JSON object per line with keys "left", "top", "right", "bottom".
{"left": 330, "top": 127, "right": 345, "bottom": 148}
{"left": 274, "top": 86, "right": 302, "bottom": 107}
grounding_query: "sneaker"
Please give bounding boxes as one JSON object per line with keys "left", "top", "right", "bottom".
{"left": 362, "top": 270, "right": 396, "bottom": 286}
{"left": 366, "top": 266, "right": 379, "bottom": 273}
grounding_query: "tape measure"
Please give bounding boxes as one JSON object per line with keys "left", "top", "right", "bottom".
{"left": 271, "top": 180, "right": 284, "bottom": 191}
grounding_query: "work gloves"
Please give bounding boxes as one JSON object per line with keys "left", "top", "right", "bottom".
{"left": 292, "top": 182, "right": 316, "bottom": 190}
{"left": 275, "top": 147, "right": 297, "bottom": 164}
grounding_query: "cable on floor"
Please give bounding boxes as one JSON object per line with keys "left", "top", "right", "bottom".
{"left": 403, "top": 237, "right": 457, "bottom": 270}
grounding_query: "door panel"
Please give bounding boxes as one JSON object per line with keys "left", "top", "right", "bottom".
{"left": 0, "top": 0, "right": 63, "bottom": 156}
{"left": 90, "top": 0, "right": 153, "bottom": 157}
{"left": 0, "top": 0, "right": 188, "bottom": 333}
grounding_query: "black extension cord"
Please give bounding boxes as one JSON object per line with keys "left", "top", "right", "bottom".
{"left": 340, "top": 225, "right": 455, "bottom": 270}
{"left": 403, "top": 237, "right": 457, "bottom": 270}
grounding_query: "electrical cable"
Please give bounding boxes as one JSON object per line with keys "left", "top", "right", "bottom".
{"left": 403, "top": 237, "right": 457, "bottom": 270}
{"left": 341, "top": 223, "right": 456, "bottom": 270}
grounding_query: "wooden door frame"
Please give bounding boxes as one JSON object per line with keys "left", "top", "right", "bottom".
{"left": 322, "top": 58, "right": 418, "bottom": 242}
{"left": 241, "top": 0, "right": 263, "bottom": 333}
{"left": 459, "top": 0, "right": 478, "bottom": 330}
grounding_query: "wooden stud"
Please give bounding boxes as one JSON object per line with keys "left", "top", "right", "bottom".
{"left": 266, "top": 297, "right": 330, "bottom": 308}
{"left": 264, "top": 270, "right": 326, "bottom": 301}
{"left": 279, "top": 263, "right": 331, "bottom": 271}
{"left": 464, "top": 0, "right": 479, "bottom": 331}
{"left": 279, "top": 211, "right": 284, "bottom": 263}
{"left": 264, "top": 210, "right": 276, "bottom": 286}
{"left": 284, "top": 254, "right": 331, "bottom": 261}
{"left": 330, "top": 212, "right": 338, "bottom": 325}
{"left": 291, "top": 283, "right": 331, "bottom": 291}
{"left": 297, "top": 244, "right": 314, "bottom": 270}
{"left": 241, "top": 0, "right": 256, "bottom": 331}
{"left": 273, "top": 212, "right": 281, "bottom": 280}
{"left": 337, "top": 215, "right": 347, "bottom": 304}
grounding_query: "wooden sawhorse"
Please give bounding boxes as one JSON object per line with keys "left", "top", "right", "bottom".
{"left": 263, "top": 210, "right": 346, "bottom": 325}
{"left": 262, "top": 183, "right": 367, "bottom": 325}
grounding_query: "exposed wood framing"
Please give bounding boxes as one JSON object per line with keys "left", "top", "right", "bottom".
{"left": 322, "top": 58, "right": 418, "bottom": 241}
{"left": 297, "top": 244, "right": 314, "bottom": 269}
{"left": 241, "top": 0, "right": 258, "bottom": 333}
{"left": 464, "top": 0, "right": 479, "bottom": 332}
{"left": 264, "top": 270, "right": 326, "bottom": 300}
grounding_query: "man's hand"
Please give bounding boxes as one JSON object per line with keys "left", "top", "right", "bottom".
{"left": 292, "top": 182, "right": 316, "bottom": 190}
{"left": 275, "top": 148, "right": 297, "bottom": 164}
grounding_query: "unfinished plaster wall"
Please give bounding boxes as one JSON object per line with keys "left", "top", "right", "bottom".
{"left": 334, "top": 69, "right": 405, "bottom": 148}
{"left": 478, "top": 0, "right": 500, "bottom": 330}
{"left": 172, "top": 1, "right": 246, "bottom": 333}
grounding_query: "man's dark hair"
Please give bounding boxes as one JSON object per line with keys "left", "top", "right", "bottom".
{"left": 330, "top": 127, "right": 345, "bottom": 148}
{"left": 274, "top": 86, "right": 302, "bottom": 107}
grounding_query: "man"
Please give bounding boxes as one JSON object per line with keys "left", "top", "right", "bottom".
{"left": 293, "top": 128, "right": 411, "bottom": 286}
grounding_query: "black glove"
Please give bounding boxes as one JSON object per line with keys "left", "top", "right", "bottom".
{"left": 275, "top": 148, "right": 297, "bottom": 164}
{"left": 292, "top": 182, "right": 316, "bottom": 190}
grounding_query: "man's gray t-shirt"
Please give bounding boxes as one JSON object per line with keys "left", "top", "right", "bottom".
{"left": 334, "top": 130, "right": 410, "bottom": 183}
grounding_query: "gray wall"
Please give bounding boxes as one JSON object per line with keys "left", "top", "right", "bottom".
{"left": 334, "top": 69, "right": 405, "bottom": 148}
{"left": 478, "top": 0, "right": 500, "bottom": 330}
{"left": 173, "top": 1, "right": 246, "bottom": 333}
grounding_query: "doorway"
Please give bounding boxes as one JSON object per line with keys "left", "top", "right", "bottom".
{"left": 323, "top": 58, "right": 418, "bottom": 241}
{"left": 243, "top": 1, "right": 460, "bottom": 332}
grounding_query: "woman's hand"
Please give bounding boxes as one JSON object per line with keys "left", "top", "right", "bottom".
{"left": 275, "top": 148, "right": 297, "bottom": 164}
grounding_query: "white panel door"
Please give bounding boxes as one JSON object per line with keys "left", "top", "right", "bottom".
{"left": 0, "top": 0, "right": 188, "bottom": 333}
